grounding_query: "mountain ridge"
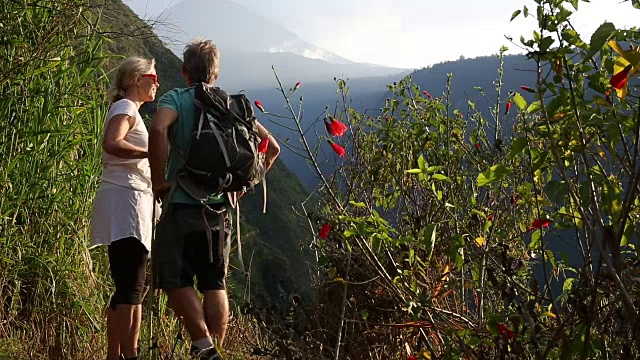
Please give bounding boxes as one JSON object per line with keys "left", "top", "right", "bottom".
{"left": 124, "top": 0, "right": 407, "bottom": 89}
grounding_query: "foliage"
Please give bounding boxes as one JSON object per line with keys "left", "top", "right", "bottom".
{"left": 258, "top": 0, "right": 640, "bottom": 358}
{"left": 0, "top": 1, "right": 108, "bottom": 358}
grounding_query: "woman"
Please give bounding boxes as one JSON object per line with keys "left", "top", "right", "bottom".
{"left": 90, "top": 56, "right": 159, "bottom": 360}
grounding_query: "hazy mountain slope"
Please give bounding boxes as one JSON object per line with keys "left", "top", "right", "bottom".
{"left": 145, "top": 0, "right": 406, "bottom": 88}
{"left": 411, "top": 54, "right": 536, "bottom": 115}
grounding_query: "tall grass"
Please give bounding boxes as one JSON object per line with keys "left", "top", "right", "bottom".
{"left": 0, "top": 1, "right": 110, "bottom": 358}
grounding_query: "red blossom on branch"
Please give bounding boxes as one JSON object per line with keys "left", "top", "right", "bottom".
{"left": 407, "top": 356, "right": 417, "bottom": 360}
{"left": 504, "top": 102, "right": 512, "bottom": 115}
{"left": 294, "top": 81, "right": 301, "bottom": 90}
{"left": 319, "top": 223, "right": 331, "bottom": 238}
{"left": 497, "top": 323, "right": 515, "bottom": 339}
{"left": 475, "top": 143, "right": 481, "bottom": 150}
{"left": 530, "top": 218, "right": 551, "bottom": 230}
{"left": 487, "top": 214, "right": 493, "bottom": 221}
{"left": 254, "top": 100, "right": 265, "bottom": 113}
{"left": 324, "top": 117, "right": 348, "bottom": 137}
{"left": 520, "top": 86, "right": 535, "bottom": 93}
{"left": 423, "top": 90, "right": 433, "bottom": 99}
{"left": 329, "top": 141, "right": 346, "bottom": 157}
{"left": 610, "top": 65, "right": 632, "bottom": 90}
{"left": 258, "top": 137, "right": 269, "bottom": 153}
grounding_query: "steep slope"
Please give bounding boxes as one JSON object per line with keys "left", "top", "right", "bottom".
{"left": 95, "top": 0, "right": 316, "bottom": 305}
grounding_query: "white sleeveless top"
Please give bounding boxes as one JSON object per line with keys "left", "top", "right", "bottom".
{"left": 101, "top": 99, "right": 151, "bottom": 191}
{"left": 89, "top": 99, "right": 157, "bottom": 251}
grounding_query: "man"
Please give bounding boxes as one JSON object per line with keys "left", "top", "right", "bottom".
{"left": 149, "top": 38, "right": 279, "bottom": 359}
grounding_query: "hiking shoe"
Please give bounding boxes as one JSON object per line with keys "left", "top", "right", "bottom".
{"left": 190, "top": 345, "right": 220, "bottom": 359}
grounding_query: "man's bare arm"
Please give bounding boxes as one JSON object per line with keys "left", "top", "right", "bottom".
{"left": 149, "top": 107, "right": 178, "bottom": 197}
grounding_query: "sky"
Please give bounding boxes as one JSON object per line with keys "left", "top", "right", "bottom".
{"left": 126, "top": 0, "right": 639, "bottom": 69}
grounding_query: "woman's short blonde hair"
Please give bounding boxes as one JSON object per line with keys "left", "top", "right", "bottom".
{"left": 182, "top": 38, "right": 219, "bottom": 85}
{"left": 107, "top": 56, "right": 156, "bottom": 103}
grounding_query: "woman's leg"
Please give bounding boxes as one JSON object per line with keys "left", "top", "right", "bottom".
{"left": 106, "top": 307, "right": 121, "bottom": 360}
{"left": 108, "top": 237, "right": 149, "bottom": 359}
{"left": 115, "top": 304, "right": 139, "bottom": 358}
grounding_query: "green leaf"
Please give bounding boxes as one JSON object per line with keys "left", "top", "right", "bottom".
{"left": 527, "top": 101, "right": 542, "bottom": 114}
{"left": 514, "top": 93, "right": 527, "bottom": 111}
{"left": 529, "top": 230, "right": 542, "bottom": 251}
{"left": 418, "top": 154, "right": 426, "bottom": 171}
{"left": 431, "top": 174, "right": 451, "bottom": 182}
{"left": 477, "top": 165, "right": 511, "bottom": 187}
{"left": 406, "top": 168, "right": 422, "bottom": 174}
{"left": 510, "top": 9, "right": 522, "bottom": 21}
{"left": 508, "top": 137, "right": 527, "bottom": 159}
{"left": 563, "top": 278, "right": 575, "bottom": 295}
{"left": 568, "top": 0, "right": 578, "bottom": 10}
{"left": 523, "top": 5, "right": 529, "bottom": 17}
{"left": 539, "top": 36, "right": 555, "bottom": 51}
{"left": 633, "top": 0, "right": 640, "bottom": 9}
{"left": 426, "top": 165, "right": 443, "bottom": 173}
{"left": 360, "top": 309, "right": 369, "bottom": 321}
{"left": 585, "top": 22, "right": 616, "bottom": 60}
{"left": 561, "top": 29, "right": 587, "bottom": 49}
{"left": 544, "top": 181, "right": 568, "bottom": 203}
{"left": 343, "top": 228, "right": 358, "bottom": 238}
{"left": 421, "top": 224, "right": 437, "bottom": 262}
{"left": 349, "top": 201, "right": 366, "bottom": 208}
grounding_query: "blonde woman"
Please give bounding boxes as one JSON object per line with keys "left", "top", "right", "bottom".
{"left": 90, "top": 56, "right": 159, "bottom": 360}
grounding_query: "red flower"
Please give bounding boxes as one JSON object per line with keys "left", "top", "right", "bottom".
{"left": 520, "top": 86, "right": 535, "bottom": 93}
{"left": 530, "top": 218, "right": 551, "bottom": 230}
{"left": 474, "top": 143, "right": 481, "bottom": 150}
{"left": 407, "top": 356, "right": 417, "bottom": 360}
{"left": 487, "top": 214, "right": 493, "bottom": 221}
{"left": 497, "top": 323, "right": 514, "bottom": 339}
{"left": 329, "top": 141, "right": 346, "bottom": 157}
{"left": 510, "top": 194, "right": 519, "bottom": 205}
{"left": 610, "top": 65, "right": 632, "bottom": 90}
{"left": 324, "top": 117, "right": 348, "bottom": 137}
{"left": 294, "top": 81, "right": 301, "bottom": 90}
{"left": 423, "top": 90, "right": 433, "bottom": 99}
{"left": 504, "top": 102, "right": 512, "bottom": 115}
{"left": 319, "top": 223, "right": 331, "bottom": 238}
{"left": 254, "top": 100, "right": 265, "bottom": 113}
{"left": 258, "top": 137, "right": 269, "bottom": 153}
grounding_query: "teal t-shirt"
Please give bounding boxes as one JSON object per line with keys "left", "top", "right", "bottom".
{"left": 157, "top": 86, "right": 224, "bottom": 205}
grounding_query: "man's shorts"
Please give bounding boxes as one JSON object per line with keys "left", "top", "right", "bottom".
{"left": 153, "top": 203, "right": 231, "bottom": 292}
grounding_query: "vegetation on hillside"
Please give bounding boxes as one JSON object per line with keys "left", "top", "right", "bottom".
{"left": 255, "top": 0, "right": 640, "bottom": 358}
{"left": 0, "top": 1, "right": 107, "bottom": 358}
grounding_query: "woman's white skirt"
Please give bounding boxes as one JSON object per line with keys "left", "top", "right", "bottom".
{"left": 90, "top": 182, "right": 157, "bottom": 252}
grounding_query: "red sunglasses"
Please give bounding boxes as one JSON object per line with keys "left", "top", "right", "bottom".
{"left": 141, "top": 73, "right": 158, "bottom": 83}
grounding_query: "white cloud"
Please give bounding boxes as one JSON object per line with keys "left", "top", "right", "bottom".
{"left": 128, "top": 0, "right": 640, "bottom": 68}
